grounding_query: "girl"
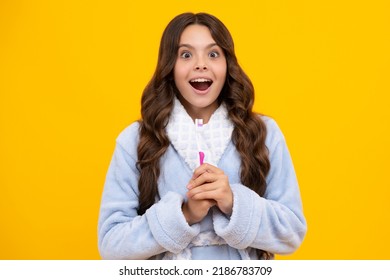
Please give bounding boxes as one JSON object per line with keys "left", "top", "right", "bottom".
{"left": 98, "top": 12, "right": 306, "bottom": 260}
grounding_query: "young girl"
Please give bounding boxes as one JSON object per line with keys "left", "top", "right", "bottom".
{"left": 98, "top": 12, "right": 306, "bottom": 260}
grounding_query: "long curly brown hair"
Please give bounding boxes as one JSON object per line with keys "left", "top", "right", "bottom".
{"left": 137, "top": 13, "right": 271, "bottom": 257}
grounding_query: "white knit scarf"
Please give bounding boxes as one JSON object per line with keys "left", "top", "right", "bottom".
{"left": 164, "top": 98, "right": 250, "bottom": 260}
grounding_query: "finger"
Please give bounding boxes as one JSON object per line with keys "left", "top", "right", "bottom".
{"left": 192, "top": 163, "right": 224, "bottom": 179}
{"left": 200, "top": 199, "right": 217, "bottom": 208}
{"left": 189, "top": 185, "right": 231, "bottom": 201}
{"left": 191, "top": 190, "right": 220, "bottom": 201}
{"left": 187, "top": 172, "right": 219, "bottom": 189}
{"left": 187, "top": 197, "right": 216, "bottom": 206}
{"left": 191, "top": 191, "right": 233, "bottom": 215}
{"left": 187, "top": 182, "right": 218, "bottom": 198}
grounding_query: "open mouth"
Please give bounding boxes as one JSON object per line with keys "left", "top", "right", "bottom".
{"left": 189, "top": 78, "right": 213, "bottom": 91}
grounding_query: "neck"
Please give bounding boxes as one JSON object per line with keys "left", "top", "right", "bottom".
{"left": 177, "top": 97, "right": 218, "bottom": 124}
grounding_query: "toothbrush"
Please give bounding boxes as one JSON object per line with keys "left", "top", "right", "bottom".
{"left": 195, "top": 119, "right": 205, "bottom": 165}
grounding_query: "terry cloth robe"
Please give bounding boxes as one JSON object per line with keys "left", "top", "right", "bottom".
{"left": 98, "top": 101, "right": 307, "bottom": 260}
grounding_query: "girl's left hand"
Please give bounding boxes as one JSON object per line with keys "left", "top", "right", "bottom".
{"left": 186, "top": 163, "right": 233, "bottom": 215}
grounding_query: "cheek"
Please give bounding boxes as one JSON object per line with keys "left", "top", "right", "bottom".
{"left": 173, "top": 63, "right": 189, "bottom": 81}
{"left": 217, "top": 66, "right": 227, "bottom": 82}
{"left": 173, "top": 68, "right": 188, "bottom": 92}
{"left": 216, "top": 61, "right": 227, "bottom": 79}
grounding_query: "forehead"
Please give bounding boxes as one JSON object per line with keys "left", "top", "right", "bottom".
{"left": 179, "top": 24, "right": 216, "bottom": 45}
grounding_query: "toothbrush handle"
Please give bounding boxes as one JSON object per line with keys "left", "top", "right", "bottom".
{"left": 199, "top": 152, "right": 205, "bottom": 165}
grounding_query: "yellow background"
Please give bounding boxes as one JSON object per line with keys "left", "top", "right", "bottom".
{"left": 1, "top": 0, "right": 389, "bottom": 259}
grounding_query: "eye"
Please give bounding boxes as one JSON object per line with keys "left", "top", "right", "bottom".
{"left": 209, "top": 51, "right": 220, "bottom": 58}
{"left": 180, "top": 51, "right": 192, "bottom": 59}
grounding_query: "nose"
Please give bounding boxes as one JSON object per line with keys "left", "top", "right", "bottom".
{"left": 195, "top": 64, "right": 207, "bottom": 71}
{"left": 194, "top": 63, "right": 208, "bottom": 71}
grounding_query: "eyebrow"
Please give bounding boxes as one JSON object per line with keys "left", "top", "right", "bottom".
{"left": 178, "top": 43, "right": 219, "bottom": 49}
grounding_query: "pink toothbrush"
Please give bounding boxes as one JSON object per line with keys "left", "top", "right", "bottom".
{"left": 195, "top": 119, "right": 204, "bottom": 165}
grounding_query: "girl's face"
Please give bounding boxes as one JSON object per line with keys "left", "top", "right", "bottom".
{"left": 174, "top": 24, "right": 227, "bottom": 123}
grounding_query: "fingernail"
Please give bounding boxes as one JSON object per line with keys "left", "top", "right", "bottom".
{"left": 186, "top": 184, "right": 192, "bottom": 189}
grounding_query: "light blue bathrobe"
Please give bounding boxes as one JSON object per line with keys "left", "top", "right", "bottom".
{"left": 98, "top": 116, "right": 307, "bottom": 259}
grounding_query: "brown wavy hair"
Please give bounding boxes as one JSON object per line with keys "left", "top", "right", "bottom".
{"left": 136, "top": 12, "right": 271, "bottom": 257}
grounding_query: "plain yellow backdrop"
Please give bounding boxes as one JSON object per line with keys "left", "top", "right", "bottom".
{"left": 1, "top": 0, "right": 389, "bottom": 259}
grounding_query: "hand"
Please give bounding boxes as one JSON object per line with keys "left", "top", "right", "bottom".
{"left": 182, "top": 198, "right": 216, "bottom": 225}
{"left": 186, "top": 163, "right": 233, "bottom": 216}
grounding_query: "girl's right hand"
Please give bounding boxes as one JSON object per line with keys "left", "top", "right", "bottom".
{"left": 182, "top": 198, "right": 215, "bottom": 225}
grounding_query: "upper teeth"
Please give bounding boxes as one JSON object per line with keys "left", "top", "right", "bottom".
{"left": 190, "top": 78, "right": 211, "bottom": 83}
